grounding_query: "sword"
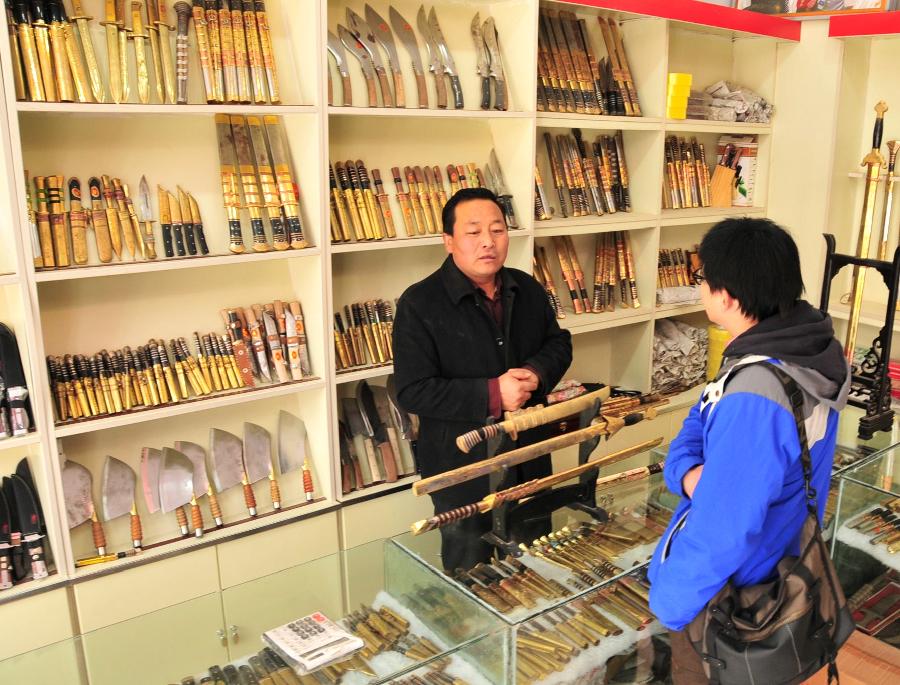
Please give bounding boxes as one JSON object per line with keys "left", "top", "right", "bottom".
{"left": 214, "top": 113, "right": 245, "bottom": 253}
{"left": 204, "top": 0, "right": 224, "bottom": 101}
{"left": 87, "top": 177, "right": 113, "bottom": 262}
{"left": 137, "top": 175, "right": 157, "bottom": 259}
{"left": 246, "top": 115, "right": 288, "bottom": 250}
{"left": 254, "top": 0, "right": 278, "bottom": 103}
{"left": 100, "top": 0, "right": 121, "bottom": 102}
{"left": 127, "top": 1, "right": 148, "bottom": 103}
{"left": 389, "top": 5, "right": 426, "bottom": 109}
{"left": 144, "top": 0, "right": 163, "bottom": 102}
{"left": 217, "top": 0, "right": 238, "bottom": 102}
{"left": 263, "top": 115, "right": 307, "bottom": 249}
{"left": 428, "top": 7, "right": 462, "bottom": 109}
{"left": 365, "top": 3, "right": 403, "bottom": 108}
{"left": 155, "top": 0, "right": 176, "bottom": 103}
{"left": 231, "top": 114, "right": 270, "bottom": 251}
{"left": 226, "top": 0, "right": 250, "bottom": 103}
{"left": 878, "top": 140, "right": 898, "bottom": 261}
{"left": 115, "top": 0, "right": 129, "bottom": 102}
{"left": 241, "top": 0, "right": 265, "bottom": 103}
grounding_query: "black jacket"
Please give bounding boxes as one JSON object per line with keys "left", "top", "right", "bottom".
{"left": 393, "top": 257, "right": 573, "bottom": 508}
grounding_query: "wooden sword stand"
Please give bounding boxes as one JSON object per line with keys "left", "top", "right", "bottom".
{"left": 821, "top": 233, "right": 900, "bottom": 439}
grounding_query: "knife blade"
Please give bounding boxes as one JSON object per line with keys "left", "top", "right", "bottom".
{"left": 347, "top": 7, "right": 392, "bottom": 107}
{"left": 356, "top": 381, "right": 398, "bottom": 483}
{"left": 62, "top": 459, "right": 106, "bottom": 555}
{"left": 371, "top": 384, "right": 414, "bottom": 477}
{"left": 0, "top": 322, "right": 31, "bottom": 436}
{"left": 338, "top": 24, "right": 377, "bottom": 108}
{"left": 160, "top": 447, "right": 200, "bottom": 536}
{"left": 341, "top": 397, "right": 379, "bottom": 484}
{"left": 416, "top": 5, "right": 445, "bottom": 109}
{"left": 326, "top": 29, "right": 351, "bottom": 107}
{"left": 136, "top": 175, "right": 158, "bottom": 260}
{"left": 0, "top": 488, "right": 13, "bottom": 588}
{"left": 174, "top": 440, "right": 223, "bottom": 528}
{"left": 338, "top": 419, "right": 361, "bottom": 491}
{"left": 483, "top": 17, "right": 507, "bottom": 111}
{"left": 244, "top": 421, "right": 279, "bottom": 510}
{"left": 386, "top": 374, "right": 418, "bottom": 472}
{"left": 283, "top": 310, "right": 303, "bottom": 381}
{"left": 211, "top": 427, "right": 257, "bottom": 516}
{"left": 365, "top": 3, "right": 403, "bottom": 108}
{"left": 277, "top": 410, "right": 314, "bottom": 502}
{"left": 262, "top": 311, "right": 289, "bottom": 383}
{"left": 389, "top": 5, "right": 426, "bottom": 108}
{"left": 471, "top": 12, "right": 490, "bottom": 110}
{"left": 489, "top": 148, "right": 518, "bottom": 229}
{"left": 242, "top": 306, "right": 271, "bottom": 382}
{"left": 101, "top": 455, "right": 142, "bottom": 549}
{"left": 428, "top": 7, "right": 462, "bottom": 109}
{"left": 9, "top": 474, "right": 48, "bottom": 579}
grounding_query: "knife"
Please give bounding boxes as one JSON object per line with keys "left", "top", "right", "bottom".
{"left": 489, "top": 148, "right": 518, "bottom": 229}
{"left": 159, "top": 447, "right": 202, "bottom": 537}
{"left": 143, "top": 446, "right": 187, "bottom": 537}
{"left": 262, "top": 310, "right": 289, "bottom": 383}
{"left": 416, "top": 5, "right": 445, "bottom": 109}
{"left": 386, "top": 374, "right": 418, "bottom": 473}
{"left": 101, "top": 455, "right": 142, "bottom": 549}
{"left": 137, "top": 175, "right": 158, "bottom": 260}
{"left": 168, "top": 189, "right": 187, "bottom": 257}
{"left": 356, "top": 381, "right": 398, "bottom": 483}
{"left": 338, "top": 24, "right": 377, "bottom": 108}
{"left": 347, "top": 7, "right": 393, "bottom": 107}
{"left": 365, "top": 3, "right": 404, "bottom": 108}
{"left": 326, "top": 30, "right": 351, "bottom": 107}
{"left": 177, "top": 187, "right": 198, "bottom": 255}
{"left": 389, "top": 5, "right": 426, "bottom": 108}
{"left": 243, "top": 422, "right": 279, "bottom": 510}
{"left": 338, "top": 420, "right": 361, "bottom": 492}
{"left": 471, "top": 12, "right": 490, "bottom": 110}
{"left": 174, "top": 440, "right": 223, "bottom": 528}
{"left": 283, "top": 309, "right": 303, "bottom": 381}
{"left": 0, "top": 323, "right": 31, "bottom": 436}
{"left": 0, "top": 488, "right": 13, "bottom": 588}
{"left": 242, "top": 306, "right": 271, "bottom": 382}
{"left": 483, "top": 17, "right": 507, "bottom": 111}
{"left": 187, "top": 193, "right": 209, "bottom": 255}
{"left": 341, "top": 398, "right": 378, "bottom": 485}
{"left": 277, "top": 411, "right": 314, "bottom": 502}
{"left": 371, "top": 384, "right": 414, "bottom": 477}
{"left": 8, "top": 474, "right": 47, "bottom": 579}
{"left": 428, "top": 7, "right": 462, "bottom": 109}
{"left": 62, "top": 459, "right": 107, "bottom": 556}
{"left": 211, "top": 428, "right": 256, "bottom": 516}
{"left": 157, "top": 185, "right": 175, "bottom": 258}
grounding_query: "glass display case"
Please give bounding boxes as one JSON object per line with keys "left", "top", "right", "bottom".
{"left": 832, "top": 446, "right": 900, "bottom": 649}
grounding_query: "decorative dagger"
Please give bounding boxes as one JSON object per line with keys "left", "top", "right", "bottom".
{"left": 167, "top": 190, "right": 186, "bottom": 256}
{"left": 472, "top": 12, "right": 490, "bottom": 110}
{"left": 157, "top": 185, "right": 175, "bottom": 258}
{"left": 263, "top": 115, "right": 307, "bottom": 249}
{"left": 45, "top": 0, "right": 75, "bottom": 102}
{"left": 46, "top": 175, "right": 70, "bottom": 266}
{"left": 338, "top": 23, "right": 376, "bottom": 108}
{"left": 29, "top": 0, "right": 58, "bottom": 101}
{"left": 389, "top": 5, "right": 426, "bottom": 109}
{"left": 227, "top": 0, "right": 250, "bottom": 104}
{"left": 131, "top": 1, "right": 150, "bottom": 103}
{"left": 365, "top": 3, "right": 404, "bottom": 108}
{"left": 56, "top": 1, "right": 92, "bottom": 103}
{"left": 67, "top": 178, "right": 88, "bottom": 265}
{"left": 155, "top": 0, "right": 176, "bottom": 104}
{"left": 242, "top": 0, "right": 265, "bottom": 103}
{"left": 99, "top": 175, "right": 122, "bottom": 258}
{"left": 189, "top": 0, "right": 214, "bottom": 102}
{"left": 87, "top": 177, "right": 113, "bottom": 262}
{"left": 111, "top": 177, "right": 137, "bottom": 259}
{"left": 214, "top": 113, "right": 245, "bottom": 253}
{"left": 23, "top": 171, "right": 43, "bottom": 267}
{"left": 217, "top": 0, "right": 238, "bottom": 102}
{"left": 115, "top": 0, "right": 129, "bottom": 103}
{"left": 173, "top": 1, "right": 190, "bottom": 104}
{"left": 483, "top": 17, "right": 507, "bottom": 111}
{"left": 12, "top": 1, "right": 44, "bottom": 102}
{"left": 262, "top": 310, "right": 289, "bottom": 382}
{"left": 231, "top": 115, "right": 271, "bottom": 251}
{"left": 246, "top": 115, "right": 288, "bottom": 250}
{"left": 5, "top": 1, "right": 26, "bottom": 101}
{"left": 188, "top": 193, "right": 209, "bottom": 254}
{"left": 428, "top": 7, "right": 463, "bottom": 109}
{"left": 177, "top": 187, "right": 197, "bottom": 254}
{"left": 489, "top": 149, "right": 518, "bottom": 229}
{"left": 121, "top": 181, "right": 147, "bottom": 259}
{"left": 143, "top": 0, "right": 163, "bottom": 102}
{"left": 416, "top": 5, "right": 445, "bottom": 109}
{"left": 136, "top": 176, "right": 157, "bottom": 259}
{"left": 204, "top": 0, "right": 224, "bottom": 102}
{"left": 242, "top": 306, "right": 271, "bottom": 382}
{"left": 326, "top": 29, "right": 351, "bottom": 107}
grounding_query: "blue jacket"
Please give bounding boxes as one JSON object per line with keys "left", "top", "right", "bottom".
{"left": 647, "top": 350, "right": 849, "bottom": 631}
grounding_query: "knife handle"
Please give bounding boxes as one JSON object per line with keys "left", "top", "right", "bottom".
{"left": 449, "top": 74, "right": 463, "bottom": 109}
{"left": 91, "top": 517, "right": 107, "bottom": 554}
{"left": 194, "top": 224, "right": 210, "bottom": 254}
{"left": 0, "top": 549, "right": 12, "bottom": 589}
{"left": 352, "top": 454, "right": 365, "bottom": 489}
{"left": 414, "top": 71, "right": 427, "bottom": 108}
{"left": 363, "top": 73, "right": 377, "bottom": 108}
{"left": 375, "top": 69, "right": 393, "bottom": 107}
{"left": 243, "top": 482, "right": 257, "bottom": 516}
{"left": 340, "top": 459, "right": 352, "bottom": 494}
{"left": 208, "top": 490, "right": 224, "bottom": 527}
{"left": 480, "top": 76, "right": 490, "bottom": 110}
{"left": 131, "top": 513, "right": 143, "bottom": 549}
{"left": 341, "top": 74, "right": 352, "bottom": 107}
{"left": 500, "top": 194, "right": 519, "bottom": 230}
{"left": 495, "top": 79, "right": 506, "bottom": 111}
{"left": 184, "top": 225, "right": 198, "bottom": 255}
{"left": 249, "top": 217, "right": 270, "bottom": 251}
{"left": 434, "top": 71, "right": 447, "bottom": 109}
{"left": 269, "top": 477, "right": 281, "bottom": 510}
{"left": 385, "top": 425, "right": 403, "bottom": 476}
{"left": 392, "top": 71, "right": 405, "bottom": 108}
{"left": 302, "top": 463, "right": 314, "bottom": 501}
{"left": 190, "top": 502, "right": 204, "bottom": 537}
{"left": 23, "top": 536, "right": 48, "bottom": 579}
{"left": 363, "top": 438, "right": 383, "bottom": 482}
{"left": 327, "top": 70, "right": 332, "bottom": 106}
{"left": 172, "top": 224, "right": 186, "bottom": 256}
{"left": 379, "top": 441, "right": 398, "bottom": 483}
{"left": 161, "top": 224, "right": 174, "bottom": 257}
{"left": 175, "top": 506, "right": 190, "bottom": 536}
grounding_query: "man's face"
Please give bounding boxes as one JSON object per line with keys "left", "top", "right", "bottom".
{"left": 443, "top": 199, "right": 509, "bottom": 283}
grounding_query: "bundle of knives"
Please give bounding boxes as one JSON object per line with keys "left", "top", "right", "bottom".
{"left": 5, "top": 0, "right": 281, "bottom": 105}
{"left": 657, "top": 246, "right": 701, "bottom": 289}
{"left": 663, "top": 136, "right": 712, "bottom": 210}
{"left": 1, "top": 459, "right": 49, "bottom": 589}
{"left": 65, "top": 411, "right": 315, "bottom": 566}
{"left": 537, "top": 9, "right": 641, "bottom": 117}
{"left": 330, "top": 150, "right": 517, "bottom": 243}
{"left": 329, "top": 3, "right": 507, "bottom": 111}
{"left": 339, "top": 378, "right": 417, "bottom": 493}
{"left": 26, "top": 171, "right": 206, "bottom": 269}
{"left": 46, "top": 298, "right": 312, "bottom": 424}
{"left": 0, "top": 323, "right": 33, "bottom": 439}
{"left": 536, "top": 129, "right": 631, "bottom": 221}
{"left": 334, "top": 298, "right": 394, "bottom": 372}
{"left": 845, "top": 496, "right": 900, "bottom": 555}
{"left": 215, "top": 114, "right": 309, "bottom": 254}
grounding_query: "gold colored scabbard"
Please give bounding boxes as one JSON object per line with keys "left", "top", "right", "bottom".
{"left": 191, "top": 5, "right": 215, "bottom": 102}
{"left": 230, "top": 5, "right": 250, "bottom": 103}
{"left": 242, "top": 5, "right": 266, "bottom": 103}
{"left": 33, "top": 24, "right": 58, "bottom": 101}
{"left": 7, "top": 19, "right": 26, "bottom": 100}
{"left": 118, "top": 22, "right": 129, "bottom": 103}
{"left": 70, "top": 12, "right": 104, "bottom": 103}
{"left": 17, "top": 24, "right": 45, "bottom": 101}
{"left": 61, "top": 24, "right": 91, "bottom": 102}
{"left": 48, "top": 23, "right": 74, "bottom": 102}
{"left": 157, "top": 25, "right": 177, "bottom": 104}
{"left": 255, "top": 5, "right": 279, "bottom": 103}
{"left": 102, "top": 20, "right": 122, "bottom": 103}
{"left": 146, "top": 24, "right": 164, "bottom": 103}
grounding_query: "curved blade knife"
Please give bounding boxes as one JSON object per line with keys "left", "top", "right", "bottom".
{"left": 365, "top": 3, "right": 404, "bottom": 108}
{"left": 471, "top": 12, "right": 490, "bottom": 110}
{"left": 101, "top": 455, "right": 142, "bottom": 549}
{"left": 389, "top": 5, "right": 426, "bottom": 108}
{"left": 357, "top": 381, "right": 398, "bottom": 482}
{"left": 483, "top": 17, "right": 507, "bottom": 111}
{"left": 338, "top": 24, "right": 377, "bottom": 108}
{"left": 326, "top": 30, "right": 352, "bottom": 107}
{"left": 347, "top": 7, "right": 393, "bottom": 107}
{"left": 416, "top": 5, "right": 446, "bottom": 109}
{"left": 428, "top": 7, "right": 462, "bottom": 109}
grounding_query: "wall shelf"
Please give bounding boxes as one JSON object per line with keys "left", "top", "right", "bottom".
{"left": 16, "top": 103, "right": 319, "bottom": 116}
{"left": 0, "top": 273, "right": 18, "bottom": 286}
{"left": 828, "top": 11, "right": 900, "bottom": 38}
{"left": 338, "top": 474, "right": 420, "bottom": 504}
{"left": 664, "top": 120, "right": 772, "bottom": 135}
{"left": 660, "top": 206, "right": 767, "bottom": 227}
{"left": 535, "top": 214, "right": 659, "bottom": 236}
{"left": 0, "top": 431, "right": 40, "bottom": 451}
{"left": 560, "top": 309, "right": 652, "bottom": 335}
{"left": 328, "top": 107, "right": 534, "bottom": 120}
{"left": 334, "top": 364, "right": 395, "bottom": 385}
{"left": 536, "top": 114, "right": 662, "bottom": 131}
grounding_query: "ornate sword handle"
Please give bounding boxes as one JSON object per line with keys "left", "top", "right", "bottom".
{"left": 375, "top": 67, "right": 393, "bottom": 107}
{"left": 434, "top": 69, "right": 447, "bottom": 109}
{"left": 494, "top": 78, "right": 506, "bottom": 111}
{"left": 480, "top": 76, "right": 490, "bottom": 110}
{"left": 392, "top": 70, "right": 404, "bottom": 108}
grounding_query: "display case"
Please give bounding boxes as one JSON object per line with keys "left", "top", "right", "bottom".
{"left": 832, "top": 446, "right": 900, "bottom": 648}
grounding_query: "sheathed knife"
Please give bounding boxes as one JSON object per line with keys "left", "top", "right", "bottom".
{"left": 62, "top": 459, "right": 107, "bottom": 556}
{"left": 483, "top": 17, "right": 507, "bottom": 111}
{"left": 101, "top": 455, "right": 142, "bottom": 549}
{"left": 489, "top": 148, "right": 518, "bottom": 229}
{"left": 0, "top": 322, "right": 31, "bottom": 436}
{"left": 389, "top": 5, "right": 426, "bottom": 108}
{"left": 101, "top": 0, "right": 122, "bottom": 103}
{"left": 0, "top": 488, "right": 12, "bottom": 588}
{"left": 428, "top": 7, "right": 462, "bottom": 109}
{"left": 159, "top": 447, "right": 203, "bottom": 537}
{"left": 244, "top": 422, "right": 280, "bottom": 510}
{"left": 9, "top": 474, "right": 48, "bottom": 579}
{"left": 416, "top": 5, "right": 445, "bottom": 109}
{"left": 338, "top": 24, "right": 376, "bottom": 108}
{"left": 263, "top": 310, "right": 289, "bottom": 382}
{"left": 277, "top": 411, "right": 314, "bottom": 502}
{"left": 365, "top": 3, "right": 404, "bottom": 108}
{"left": 341, "top": 398, "right": 379, "bottom": 485}
{"left": 210, "top": 428, "right": 256, "bottom": 516}
{"left": 356, "top": 381, "right": 398, "bottom": 483}
{"left": 174, "top": 440, "right": 223, "bottom": 528}
{"left": 347, "top": 7, "right": 393, "bottom": 108}
{"left": 326, "top": 30, "right": 351, "bottom": 107}
{"left": 137, "top": 175, "right": 158, "bottom": 260}
{"left": 387, "top": 374, "right": 418, "bottom": 473}
{"left": 284, "top": 308, "right": 308, "bottom": 380}
{"left": 471, "top": 13, "right": 490, "bottom": 110}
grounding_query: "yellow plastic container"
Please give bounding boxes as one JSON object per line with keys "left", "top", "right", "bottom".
{"left": 668, "top": 82, "right": 691, "bottom": 97}
{"left": 707, "top": 324, "right": 730, "bottom": 381}
{"left": 668, "top": 72, "right": 693, "bottom": 86}
{"left": 666, "top": 105, "right": 688, "bottom": 120}
{"left": 666, "top": 94, "right": 689, "bottom": 109}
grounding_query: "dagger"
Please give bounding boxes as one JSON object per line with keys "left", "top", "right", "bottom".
{"left": 188, "top": 193, "right": 209, "bottom": 254}
{"left": 176, "top": 187, "right": 197, "bottom": 255}
{"left": 87, "top": 177, "right": 113, "bottom": 263}
{"left": 389, "top": 5, "right": 426, "bottom": 109}
{"left": 189, "top": 0, "right": 214, "bottom": 101}
{"left": 29, "top": 0, "right": 58, "bottom": 101}
{"left": 173, "top": 1, "right": 191, "bottom": 104}
{"left": 428, "top": 7, "right": 462, "bottom": 109}
{"left": 157, "top": 185, "right": 175, "bottom": 258}
{"left": 283, "top": 309, "right": 302, "bottom": 380}
{"left": 471, "top": 12, "right": 490, "bottom": 110}
{"left": 254, "top": 0, "right": 278, "bottom": 103}
{"left": 131, "top": 1, "right": 150, "bottom": 103}
{"left": 121, "top": 181, "right": 147, "bottom": 259}
{"left": 99, "top": 0, "right": 120, "bottom": 102}
{"left": 137, "top": 176, "right": 158, "bottom": 259}
{"left": 263, "top": 115, "right": 307, "bottom": 249}
{"left": 242, "top": 0, "right": 265, "bottom": 103}
{"left": 143, "top": 0, "right": 163, "bottom": 102}
{"left": 168, "top": 190, "right": 186, "bottom": 256}
{"left": 326, "top": 30, "right": 351, "bottom": 107}
{"left": 416, "top": 5, "right": 445, "bottom": 109}
{"left": 214, "top": 113, "right": 246, "bottom": 253}
{"left": 262, "top": 310, "right": 289, "bottom": 382}
{"left": 111, "top": 177, "right": 137, "bottom": 259}
{"left": 242, "top": 306, "right": 271, "bottom": 382}
{"left": 489, "top": 148, "right": 518, "bottom": 229}
{"left": 11, "top": 0, "right": 44, "bottom": 102}
{"left": 231, "top": 115, "right": 271, "bottom": 252}
{"left": 155, "top": 0, "right": 176, "bottom": 103}
{"left": 246, "top": 116, "right": 288, "bottom": 250}
{"left": 338, "top": 24, "right": 376, "bottom": 108}
{"left": 483, "top": 17, "right": 507, "bottom": 111}
{"left": 100, "top": 175, "right": 122, "bottom": 259}
{"left": 365, "top": 3, "right": 403, "bottom": 108}
{"left": 67, "top": 177, "right": 88, "bottom": 265}
{"left": 389, "top": 166, "right": 414, "bottom": 237}
{"left": 115, "top": 0, "right": 129, "bottom": 102}
{"left": 204, "top": 0, "right": 224, "bottom": 102}
{"left": 46, "top": 174, "right": 70, "bottom": 267}
{"left": 23, "top": 171, "right": 43, "bottom": 267}
{"left": 45, "top": 0, "right": 76, "bottom": 102}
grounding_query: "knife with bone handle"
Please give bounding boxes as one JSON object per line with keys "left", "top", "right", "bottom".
{"left": 101, "top": 455, "right": 142, "bottom": 549}
{"left": 347, "top": 6, "right": 393, "bottom": 107}
{"left": 338, "top": 23, "right": 377, "bottom": 108}
{"left": 62, "top": 459, "right": 108, "bottom": 555}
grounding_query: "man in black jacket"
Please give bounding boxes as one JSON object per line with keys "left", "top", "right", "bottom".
{"left": 393, "top": 188, "right": 572, "bottom": 571}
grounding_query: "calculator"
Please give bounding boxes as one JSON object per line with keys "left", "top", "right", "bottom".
{"left": 262, "top": 611, "right": 365, "bottom": 675}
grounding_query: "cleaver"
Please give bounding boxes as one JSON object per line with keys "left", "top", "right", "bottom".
{"left": 174, "top": 441, "right": 224, "bottom": 528}
{"left": 61, "top": 460, "right": 107, "bottom": 555}
{"left": 244, "top": 422, "right": 280, "bottom": 511}
{"left": 160, "top": 448, "right": 203, "bottom": 538}
{"left": 101, "top": 456, "right": 142, "bottom": 549}
{"left": 277, "top": 411, "right": 315, "bottom": 502}
{"left": 210, "top": 428, "right": 257, "bottom": 517}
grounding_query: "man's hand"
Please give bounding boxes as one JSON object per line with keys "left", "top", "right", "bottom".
{"left": 682, "top": 465, "right": 703, "bottom": 499}
{"left": 498, "top": 368, "right": 539, "bottom": 411}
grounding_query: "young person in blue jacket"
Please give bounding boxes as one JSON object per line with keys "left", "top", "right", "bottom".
{"left": 647, "top": 218, "right": 849, "bottom": 684}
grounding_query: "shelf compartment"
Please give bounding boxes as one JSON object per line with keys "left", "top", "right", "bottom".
{"left": 335, "top": 364, "right": 395, "bottom": 385}
{"left": 660, "top": 206, "right": 766, "bottom": 227}
{"left": 16, "top": 103, "right": 319, "bottom": 115}
{"left": 535, "top": 214, "right": 658, "bottom": 236}
{"left": 0, "top": 432, "right": 41, "bottom": 452}
{"left": 338, "top": 474, "right": 419, "bottom": 503}
{"left": 536, "top": 114, "right": 662, "bottom": 131}
{"left": 664, "top": 120, "right": 772, "bottom": 135}
{"left": 331, "top": 228, "right": 531, "bottom": 254}
{"left": 328, "top": 107, "right": 534, "bottom": 119}
{"left": 654, "top": 301, "right": 705, "bottom": 316}
{"left": 560, "top": 308, "right": 652, "bottom": 335}
{"left": 0, "top": 274, "right": 18, "bottom": 286}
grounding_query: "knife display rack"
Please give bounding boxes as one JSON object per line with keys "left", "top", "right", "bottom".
{"left": 0, "top": 0, "right": 785, "bottom": 650}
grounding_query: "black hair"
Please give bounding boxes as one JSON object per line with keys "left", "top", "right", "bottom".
{"left": 698, "top": 217, "right": 804, "bottom": 321}
{"left": 442, "top": 187, "right": 506, "bottom": 235}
